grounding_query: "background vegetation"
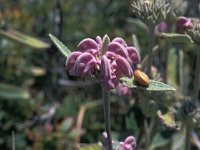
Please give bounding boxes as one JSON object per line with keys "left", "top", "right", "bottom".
{"left": 0, "top": 0, "right": 199, "bottom": 149}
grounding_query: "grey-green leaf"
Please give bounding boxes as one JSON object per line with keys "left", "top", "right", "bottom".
{"left": 0, "top": 29, "right": 50, "bottom": 49}
{"left": 0, "top": 83, "right": 30, "bottom": 100}
{"left": 120, "top": 77, "right": 176, "bottom": 91}
{"left": 160, "top": 33, "right": 194, "bottom": 43}
{"left": 49, "top": 34, "right": 71, "bottom": 58}
{"left": 150, "top": 133, "right": 170, "bottom": 149}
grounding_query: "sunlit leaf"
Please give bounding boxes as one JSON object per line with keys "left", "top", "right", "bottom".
{"left": 0, "top": 29, "right": 50, "bottom": 49}
{"left": 49, "top": 34, "right": 71, "bottom": 58}
{"left": 160, "top": 33, "right": 194, "bottom": 43}
{"left": 28, "top": 67, "right": 46, "bottom": 76}
{"left": 157, "top": 110, "right": 179, "bottom": 130}
{"left": 0, "top": 83, "right": 30, "bottom": 100}
{"left": 120, "top": 77, "right": 176, "bottom": 91}
{"left": 80, "top": 144, "right": 102, "bottom": 150}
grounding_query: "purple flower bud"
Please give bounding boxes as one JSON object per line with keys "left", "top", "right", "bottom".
{"left": 78, "top": 38, "right": 98, "bottom": 52}
{"left": 114, "top": 56, "right": 133, "bottom": 78}
{"left": 112, "top": 37, "right": 128, "bottom": 47}
{"left": 100, "top": 55, "right": 116, "bottom": 90}
{"left": 120, "top": 136, "right": 136, "bottom": 150}
{"left": 116, "top": 83, "right": 132, "bottom": 96}
{"left": 127, "top": 47, "right": 140, "bottom": 65}
{"left": 156, "top": 22, "right": 168, "bottom": 33}
{"left": 66, "top": 51, "right": 82, "bottom": 75}
{"left": 107, "top": 42, "right": 128, "bottom": 59}
{"left": 74, "top": 52, "right": 97, "bottom": 76}
{"left": 175, "top": 16, "right": 193, "bottom": 34}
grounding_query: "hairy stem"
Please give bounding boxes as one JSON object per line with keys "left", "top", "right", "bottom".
{"left": 101, "top": 85, "right": 113, "bottom": 150}
{"left": 147, "top": 26, "right": 156, "bottom": 78}
{"left": 192, "top": 49, "right": 200, "bottom": 101}
{"left": 186, "top": 49, "right": 200, "bottom": 150}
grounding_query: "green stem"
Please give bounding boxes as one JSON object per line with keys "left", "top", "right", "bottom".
{"left": 101, "top": 85, "right": 113, "bottom": 150}
{"left": 147, "top": 26, "right": 156, "bottom": 78}
{"left": 185, "top": 126, "right": 191, "bottom": 150}
{"left": 192, "top": 49, "right": 200, "bottom": 101}
{"left": 186, "top": 49, "right": 200, "bottom": 150}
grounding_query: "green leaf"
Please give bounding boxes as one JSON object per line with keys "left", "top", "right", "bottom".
{"left": 0, "top": 29, "right": 50, "bottom": 49}
{"left": 150, "top": 133, "right": 170, "bottom": 149}
{"left": 80, "top": 144, "right": 102, "bottom": 150}
{"left": 0, "top": 83, "right": 30, "bottom": 100}
{"left": 60, "top": 118, "right": 73, "bottom": 132}
{"left": 49, "top": 34, "right": 71, "bottom": 58}
{"left": 126, "top": 113, "right": 138, "bottom": 130}
{"left": 160, "top": 33, "right": 194, "bottom": 43}
{"left": 120, "top": 77, "right": 176, "bottom": 91}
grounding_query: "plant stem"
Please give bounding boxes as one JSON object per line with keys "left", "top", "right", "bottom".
{"left": 185, "top": 126, "right": 191, "bottom": 150}
{"left": 192, "top": 49, "right": 200, "bottom": 101}
{"left": 147, "top": 26, "right": 155, "bottom": 78}
{"left": 186, "top": 49, "right": 200, "bottom": 150}
{"left": 101, "top": 85, "right": 113, "bottom": 150}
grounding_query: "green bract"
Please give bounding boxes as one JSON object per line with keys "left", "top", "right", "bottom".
{"left": 131, "top": 0, "right": 170, "bottom": 26}
{"left": 160, "top": 33, "right": 194, "bottom": 43}
{"left": 49, "top": 34, "right": 71, "bottom": 58}
{"left": 120, "top": 77, "right": 176, "bottom": 91}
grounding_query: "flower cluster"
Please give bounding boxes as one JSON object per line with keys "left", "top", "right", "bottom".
{"left": 66, "top": 36, "right": 140, "bottom": 90}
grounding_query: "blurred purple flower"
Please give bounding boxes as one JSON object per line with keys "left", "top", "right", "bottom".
{"left": 175, "top": 16, "right": 193, "bottom": 34}
{"left": 120, "top": 136, "right": 136, "bottom": 150}
{"left": 65, "top": 36, "right": 140, "bottom": 89}
{"left": 117, "top": 83, "right": 132, "bottom": 96}
{"left": 155, "top": 21, "right": 168, "bottom": 35}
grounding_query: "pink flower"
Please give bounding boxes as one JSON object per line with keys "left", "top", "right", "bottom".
{"left": 65, "top": 36, "right": 140, "bottom": 90}
{"left": 120, "top": 136, "right": 136, "bottom": 150}
{"left": 175, "top": 16, "right": 193, "bottom": 34}
{"left": 155, "top": 21, "right": 168, "bottom": 35}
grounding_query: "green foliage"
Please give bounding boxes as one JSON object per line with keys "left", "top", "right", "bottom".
{"left": 0, "top": 83, "right": 30, "bottom": 100}
{"left": 160, "top": 33, "right": 194, "bottom": 43}
{"left": 49, "top": 34, "right": 71, "bottom": 58}
{"left": 120, "top": 77, "right": 176, "bottom": 91}
{"left": 0, "top": 29, "right": 50, "bottom": 49}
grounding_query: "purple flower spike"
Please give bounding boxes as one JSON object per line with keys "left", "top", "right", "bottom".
{"left": 66, "top": 51, "right": 82, "bottom": 75}
{"left": 78, "top": 38, "right": 98, "bottom": 52}
{"left": 120, "top": 136, "right": 136, "bottom": 150}
{"left": 127, "top": 47, "right": 140, "bottom": 64}
{"left": 112, "top": 37, "right": 128, "bottom": 47}
{"left": 74, "top": 52, "right": 96, "bottom": 76}
{"left": 107, "top": 42, "right": 128, "bottom": 59}
{"left": 175, "top": 16, "right": 193, "bottom": 33}
{"left": 100, "top": 56, "right": 116, "bottom": 90}
{"left": 114, "top": 56, "right": 133, "bottom": 78}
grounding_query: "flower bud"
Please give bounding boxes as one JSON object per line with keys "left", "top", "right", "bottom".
{"left": 175, "top": 16, "right": 193, "bottom": 34}
{"left": 78, "top": 38, "right": 98, "bottom": 52}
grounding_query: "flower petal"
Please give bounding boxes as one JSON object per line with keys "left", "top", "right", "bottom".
{"left": 100, "top": 55, "right": 115, "bottom": 89}
{"left": 115, "top": 56, "right": 133, "bottom": 78}
{"left": 65, "top": 51, "right": 82, "bottom": 75}
{"left": 78, "top": 38, "right": 98, "bottom": 52}
{"left": 96, "top": 36, "right": 102, "bottom": 47}
{"left": 107, "top": 42, "right": 128, "bottom": 59}
{"left": 127, "top": 47, "right": 140, "bottom": 64}
{"left": 74, "top": 52, "right": 96, "bottom": 76}
{"left": 112, "top": 37, "right": 128, "bottom": 47}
